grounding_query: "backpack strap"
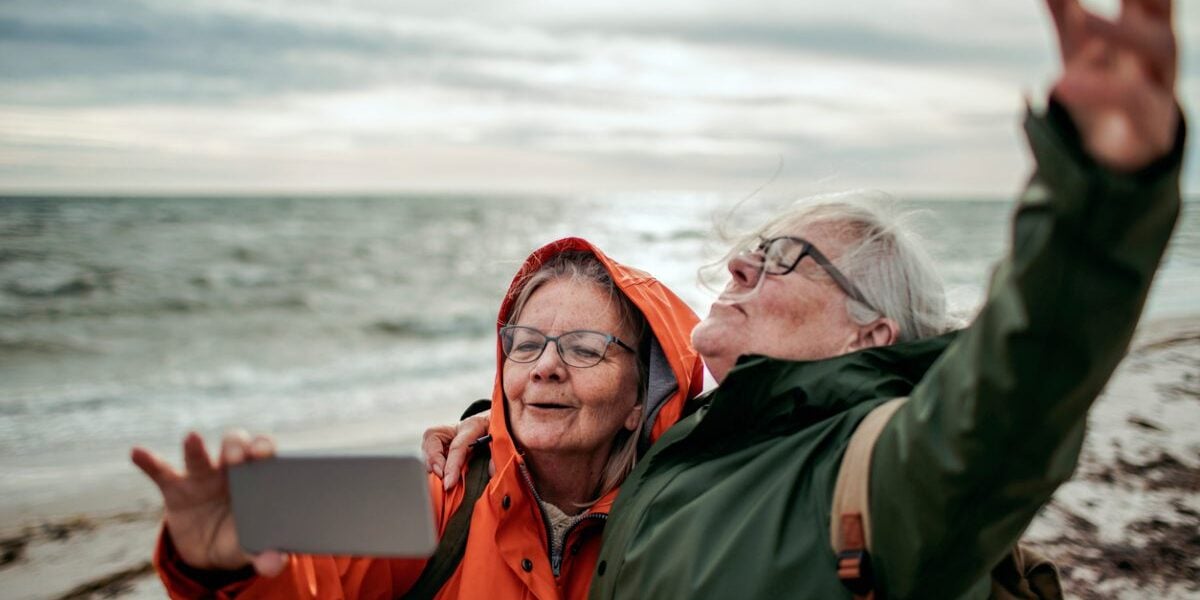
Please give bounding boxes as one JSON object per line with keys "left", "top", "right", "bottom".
{"left": 403, "top": 439, "right": 493, "bottom": 600}
{"left": 990, "top": 544, "right": 1065, "bottom": 600}
{"left": 830, "top": 397, "right": 909, "bottom": 600}
{"left": 829, "top": 398, "right": 1066, "bottom": 600}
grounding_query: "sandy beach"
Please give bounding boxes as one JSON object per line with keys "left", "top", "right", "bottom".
{"left": 2, "top": 315, "right": 1197, "bottom": 600}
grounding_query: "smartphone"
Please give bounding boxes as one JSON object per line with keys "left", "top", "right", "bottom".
{"left": 228, "top": 454, "right": 438, "bottom": 557}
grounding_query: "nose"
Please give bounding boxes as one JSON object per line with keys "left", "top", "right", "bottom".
{"left": 530, "top": 340, "right": 567, "bottom": 382}
{"left": 727, "top": 253, "right": 762, "bottom": 289}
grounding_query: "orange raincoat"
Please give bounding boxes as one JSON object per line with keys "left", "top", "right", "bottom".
{"left": 154, "top": 237, "right": 705, "bottom": 599}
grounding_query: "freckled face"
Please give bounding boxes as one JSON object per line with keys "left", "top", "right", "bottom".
{"left": 503, "top": 279, "right": 642, "bottom": 459}
{"left": 691, "top": 228, "right": 860, "bottom": 383}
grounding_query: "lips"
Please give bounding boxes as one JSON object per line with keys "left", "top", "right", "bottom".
{"left": 712, "top": 299, "right": 747, "bottom": 317}
{"left": 527, "top": 402, "right": 573, "bottom": 410}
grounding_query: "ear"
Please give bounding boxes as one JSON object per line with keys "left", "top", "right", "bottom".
{"left": 623, "top": 403, "right": 645, "bottom": 431}
{"left": 848, "top": 318, "right": 899, "bottom": 351}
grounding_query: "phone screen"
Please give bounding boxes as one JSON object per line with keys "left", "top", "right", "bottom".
{"left": 228, "top": 454, "right": 438, "bottom": 557}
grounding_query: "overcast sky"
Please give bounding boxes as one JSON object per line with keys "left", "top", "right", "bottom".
{"left": 1, "top": 0, "right": 1196, "bottom": 196}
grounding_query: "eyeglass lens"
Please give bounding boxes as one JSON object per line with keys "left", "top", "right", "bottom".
{"left": 502, "top": 326, "right": 613, "bottom": 367}
{"left": 761, "top": 238, "right": 806, "bottom": 274}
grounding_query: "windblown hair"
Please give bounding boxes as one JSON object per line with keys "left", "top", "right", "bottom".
{"left": 715, "top": 191, "right": 959, "bottom": 342}
{"left": 505, "top": 250, "right": 650, "bottom": 506}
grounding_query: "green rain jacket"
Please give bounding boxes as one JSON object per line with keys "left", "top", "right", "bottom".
{"left": 589, "top": 102, "right": 1185, "bottom": 599}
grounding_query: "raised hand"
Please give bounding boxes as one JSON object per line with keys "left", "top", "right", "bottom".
{"left": 1045, "top": 0, "right": 1179, "bottom": 171}
{"left": 130, "top": 431, "right": 288, "bottom": 576}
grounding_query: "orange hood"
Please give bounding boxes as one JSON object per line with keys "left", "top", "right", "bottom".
{"left": 487, "top": 237, "right": 704, "bottom": 482}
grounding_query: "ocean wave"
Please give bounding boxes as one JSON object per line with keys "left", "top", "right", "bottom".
{"left": 635, "top": 229, "right": 709, "bottom": 243}
{"left": 0, "top": 334, "right": 97, "bottom": 357}
{"left": 0, "top": 260, "right": 113, "bottom": 298}
{"left": 0, "top": 292, "right": 310, "bottom": 321}
{"left": 368, "top": 314, "right": 492, "bottom": 339}
{"left": 0, "top": 247, "right": 48, "bottom": 265}
{"left": 0, "top": 394, "right": 118, "bottom": 417}
{"left": 188, "top": 263, "right": 297, "bottom": 290}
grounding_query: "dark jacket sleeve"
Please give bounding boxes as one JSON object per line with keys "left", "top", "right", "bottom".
{"left": 867, "top": 101, "right": 1185, "bottom": 599}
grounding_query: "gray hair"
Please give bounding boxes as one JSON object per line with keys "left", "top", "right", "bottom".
{"left": 721, "top": 191, "right": 958, "bottom": 342}
{"left": 506, "top": 250, "right": 650, "bottom": 505}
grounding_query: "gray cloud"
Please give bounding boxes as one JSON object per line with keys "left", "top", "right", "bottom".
{"left": 564, "top": 19, "right": 1049, "bottom": 71}
{"left": 2, "top": 0, "right": 1193, "bottom": 194}
{"left": 534, "top": 131, "right": 963, "bottom": 185}
{"left": 561, "top": 18, "right": 1197, "bottom": 101}
{"left": 4, "top": 1, "right": 1193, "bottom": 110}
{"left": 0, "top": 0, "right": 580, "bottom": 106}
{"left": 442, "top": 108, "right": 1010, "bottom": 180}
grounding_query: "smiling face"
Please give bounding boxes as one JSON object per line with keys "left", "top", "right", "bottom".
{"left": 503, "top": 278, "right": 643, "bottom": 461}
{"left": 691, "top": 226, "right": 863, "bottom": 383}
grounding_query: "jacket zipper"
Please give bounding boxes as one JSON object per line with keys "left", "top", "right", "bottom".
{"left": 518, "top": 463, "right": 609, "bottom": 578}
{"left": 554, "top": 513, "right": 608, "bottom": 577}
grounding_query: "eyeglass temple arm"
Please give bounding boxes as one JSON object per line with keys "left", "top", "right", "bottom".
{"left": 804, "top": 246, "right": 876, "bottom": 311}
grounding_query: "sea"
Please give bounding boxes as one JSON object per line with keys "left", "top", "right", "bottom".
{"left": 1, "top": 194, "right": 1197, "bottom": 522}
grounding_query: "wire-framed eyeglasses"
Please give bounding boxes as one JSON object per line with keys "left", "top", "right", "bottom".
{"left": 740, "top": 236, "right": 879, "bottom": 314}
{"left": 499, "top": 325, "right": 636, "bottom": 368}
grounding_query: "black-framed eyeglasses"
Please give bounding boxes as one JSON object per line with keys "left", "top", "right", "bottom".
{"left": 499, "top": 325, "right": 636, "bottom": 368}
{"left": 740, "top": 236, "right": 879, "bottom": 314}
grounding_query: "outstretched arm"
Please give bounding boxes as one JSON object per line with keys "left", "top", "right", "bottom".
{"left": 139, "top": 432, "right": 444, "bottom": 598}
{"left": 867, "top": 1, "right": 1183, "bottom": 597}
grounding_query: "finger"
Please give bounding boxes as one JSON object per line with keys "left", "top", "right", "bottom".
{"left": 1090, "top": 8, "right": 1176, "bottom": 69}
{"left": 1045, "top": 0, "right": 1085, "bottom": 57}
{"left": 488, "top": 459, "right": 496, "bottom": 478}
{"left": 1044, "top": 0, "right": 1069, "bottom": 39}
{"left": 442, "top": 435, "right": 470, "bottom": 491}
{"left": 182, "top": 431, "right": 217, "bottom": 476}
{"left": 421, "top": 427, "right": 453, "bottom": 477}
{"left": 130, "top": 446, "right": 182, "bottom": 488}
{"left": 248, "top": 433, "right": 277, "bottom": 461}
{"left": 1057, "top": 31, "right": 1162, "bottom": 107}
{"left": 221, "top": 429, "right": 253, "bottom": 467}
{"left": 252, "top": 551, "right": 290, "bottom": 577}
{"left": 1128, "top": 0, "right": 1171, "bottom": 20}
{"left": 463, "top": 414, "right": 490, "bottom": 439}
{"left": 441, "top": 424, "right": 482, "bottom": 491}
{"left": 1115, "top": 0, "right": 1178, "bottom": 88}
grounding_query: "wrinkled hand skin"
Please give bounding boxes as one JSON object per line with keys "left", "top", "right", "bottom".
{"left": 422, "top": 412, "right": 491, "bottom": 490}
{"left": 1046, "top": 0, "right": 1179, "bottom": 171}
{"left": 131, "top": 430, "right": 289, "bottom": 577}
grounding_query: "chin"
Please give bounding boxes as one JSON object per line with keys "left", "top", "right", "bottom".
{"left": 513, "top": 432, "right": 558, "bottom": 454}
{"left": 692, "top": 319, "right": 729, "bottom": 354}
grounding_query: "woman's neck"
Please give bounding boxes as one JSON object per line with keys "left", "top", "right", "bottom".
{"left": 523, "top": 446, "right": 611, "bottom": 515}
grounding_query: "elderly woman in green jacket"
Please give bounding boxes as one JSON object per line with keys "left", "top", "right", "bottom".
{"left": 428, "top": 0, "right": 1185, "bottom": 597}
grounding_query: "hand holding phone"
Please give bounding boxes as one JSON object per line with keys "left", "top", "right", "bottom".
{"left": 131, "top": 430, "right": 289, "bottom": 576}
{"left": 134, "top": 431, "right": 439, "bottom": 576}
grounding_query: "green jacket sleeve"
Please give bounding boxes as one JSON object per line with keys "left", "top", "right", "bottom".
{"left": 867, "top": 101, "right": 1185, "bottom": 599}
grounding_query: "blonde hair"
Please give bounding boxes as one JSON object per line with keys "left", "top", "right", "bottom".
{"left": 506, "top": 251, "right": 650, "bottom": 504}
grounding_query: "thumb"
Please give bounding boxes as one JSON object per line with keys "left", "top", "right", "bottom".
{"left": 252, "top": 551, "right": 290, "bottom": 577}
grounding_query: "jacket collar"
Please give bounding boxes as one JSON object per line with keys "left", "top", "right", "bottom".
{"left": 695, "top": 331, "right": 959, "bottom": 438}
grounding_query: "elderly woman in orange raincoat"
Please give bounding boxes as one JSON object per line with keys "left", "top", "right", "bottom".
{"left": 131, "top": 238, "right": 705, "bottom": 599}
